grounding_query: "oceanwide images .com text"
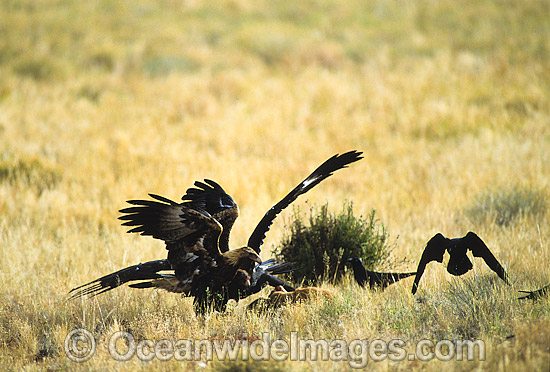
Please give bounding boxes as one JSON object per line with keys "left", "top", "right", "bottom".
{"left": 65, "top": 329, "right": 486, "bottom": 368}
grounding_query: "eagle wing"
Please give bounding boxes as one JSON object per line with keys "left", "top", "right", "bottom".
{"left": 464, "top": 231, "right": 509, "bottom": 284}
{"left": 118, "top": 194, "right": 224, "bottom": 262}
{"left": 182, "top": 179, "right": 237, "bottom": 214}
{"left": 68, "top": 259, "right": 172, "bottom": 299}
{"left": 180, "top": 179, "right": 238, "bottom": 253}
{"left": 247, "top": 150, "right": 364, "bottom": 254}
{"left": 412, "top": 233, "right": 449, "bottom": 294}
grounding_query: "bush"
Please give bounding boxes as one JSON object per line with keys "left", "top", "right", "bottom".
{"left": 465, "top": 186, "right": 547, "bottom": 226}
{"left": 274, "top": 201, "right": 390, "bottom": 284}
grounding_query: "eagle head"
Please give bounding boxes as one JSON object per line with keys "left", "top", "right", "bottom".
{"left": 224, "top": 247, "right": 262, "bottom": 267}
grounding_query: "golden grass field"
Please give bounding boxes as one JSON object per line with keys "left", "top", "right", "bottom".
{"left": 0, "top": 0, "right": 549, "bottom": 370}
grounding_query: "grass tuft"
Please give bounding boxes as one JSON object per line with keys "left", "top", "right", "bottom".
{"left": 143, "top": 55, "right": 201, "bottom": 77}
{"left": 438, "top": 275, "right": 514, "bottom": 339}
{"left": 0, "top": 154, "right": 62, "bottom": 193}
{"left": 465, "top": 186, "right": 547, "bottom": 226}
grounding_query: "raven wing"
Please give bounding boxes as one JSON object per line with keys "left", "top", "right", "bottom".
{"left": 348, "top": 257, "right": 415, "bottom": 289}
{"left": 464, "top": 231, "right": 509, "bottom": 284}
{"left": 250, "top": 259, "right": 293, "bottom": 285}
{"left": 412, "top": 233, "right": 449, "bottom": 294}
{"left": 518, "top": 284, "right": 550, "bottom": 300}
{"left": 247, "top": 259, "right": 295, "bottom": 295}
{"left": 247, "top": 150, "right": 363, "bottom": 254}
{"left": 365, "top": 270, "right": 416, "bottom": 289}
{"left": 249, "top": 274, "right": 295, "bottom": 294}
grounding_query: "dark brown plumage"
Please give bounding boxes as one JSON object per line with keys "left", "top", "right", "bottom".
{"left": 411, "top": 232, "right": 509, "bottom": 294}
{"left": 70, "top": 192, "right": 261, "bottom": 313}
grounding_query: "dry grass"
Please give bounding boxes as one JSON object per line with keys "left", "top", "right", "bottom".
{"left": 0, "top": 0, "right": 549, "bottom": 370}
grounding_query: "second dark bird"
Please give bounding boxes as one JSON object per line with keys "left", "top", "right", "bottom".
{"left": 411, "top": 231, "right": 510, "bottom": 294}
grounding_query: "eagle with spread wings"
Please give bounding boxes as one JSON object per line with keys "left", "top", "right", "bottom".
{"left": 69, "top": 150, "right": 363, "bottom": 313}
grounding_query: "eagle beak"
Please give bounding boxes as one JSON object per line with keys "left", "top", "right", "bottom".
{"left": 253, "top": 253, "right": 262, "bottom": 264}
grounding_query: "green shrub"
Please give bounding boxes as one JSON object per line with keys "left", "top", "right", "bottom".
{"left": 275, "top": 202, "right": 390, "bottom": 284}
{"left": 465, "top": 186, "right": 547, "bottom": 226}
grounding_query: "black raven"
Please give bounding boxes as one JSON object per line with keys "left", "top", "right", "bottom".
{"left": 346, "top": 258, "right": 416, "bottom": 290}
{"left": 518, "top": 284, "right": 550, "bottom": 300}
{"left": 411, "top": 232, "right": 509, "bottom": 294}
